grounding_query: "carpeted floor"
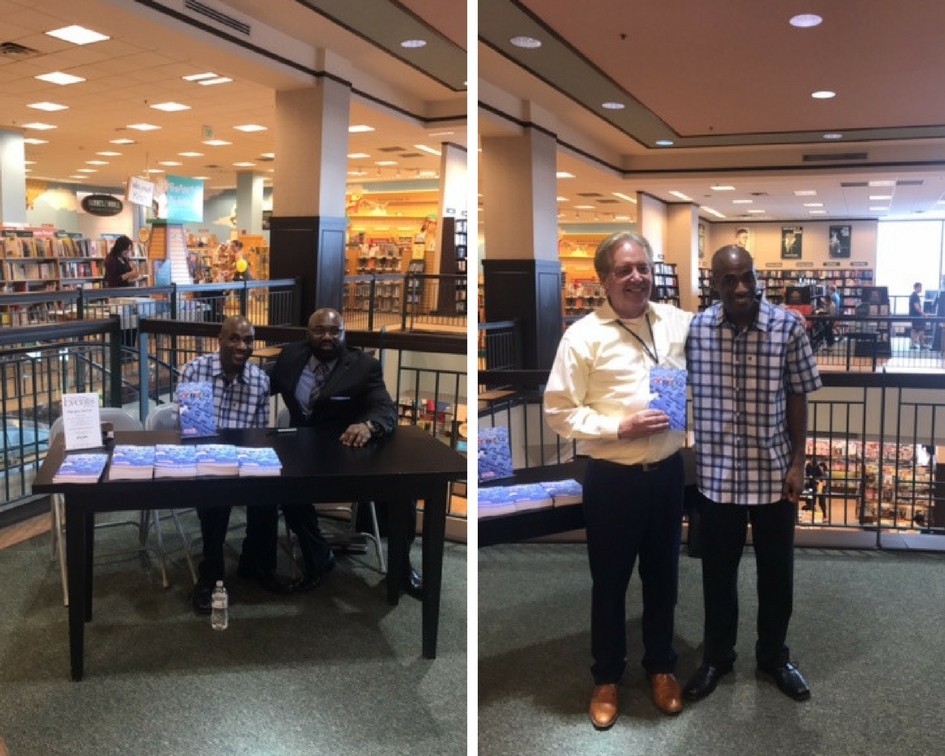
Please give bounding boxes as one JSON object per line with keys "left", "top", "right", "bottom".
{"left": 479, "top": 543, "right": 945, "bottom": 756}
{"left": 0, "top": 512, "right": 467, "bottom": 756}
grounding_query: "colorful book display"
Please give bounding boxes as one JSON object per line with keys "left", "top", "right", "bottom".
{"left": 53, "top": 452, "right": 110, "bottom": 484}
{"left": 178, "top": 381, "right": 216, "bottom": 438}
{"left": 108, "top": 445, "right": 155, "bottom": 481}
{"left": 154, "top": 444, "right": 198, "bottom": 478}
{"left": 648, "top": 366, "right": 687, "bottom": 431}
{"left": 478, "top": 426, "right": 514, "bottom": 481}
{"left": 195, "top": 444, "right": 239, "bottom": 476}
{"left": 237, "top": 447, "right": 282, "bottom": 477}
{"left": 538, "top": 478, "right": 583, "bottom": 507}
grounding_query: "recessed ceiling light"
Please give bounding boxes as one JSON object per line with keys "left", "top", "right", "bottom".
{"left": 146, "top": 168, "right": 165, "bottom": 174}
{"left": 198, "top": 77, "right": 232, "bottom": 86}
{"left": 669, "top": 191, "right": 692, "bottom": 201}
{"left": 869, "top": 180, "right": 896, "bottom": 187}
{"left": 24, "top": 160, "right": 35, "bottom": 165}
{"left": 158, "top": 161, "right": 182, "bottom": 166}
{"left": 823, "top": 133, "right": 843, "bottom": 140}
{"left": 23, "top": 138, "right": 48, "bottom": 145}
{"left": 127, "top": 123, "right": 160, "bottom": 131}
{"left": 556, "top": 172, "right": 575, "bottom": 179}
{"left": 656, "top": 139, "right": 674, "bottom": 147}
{"left": 794, "top": 190, "right": 817, "bottom": 196}
{"left": 348, "top": 152, "right": 370, "bottom": 159}
{"left": 812, "top": 90, "right": 836, "bottom": 99}
{"left": 203, "top": 139, "right": 232, "bottom": 146}
{"left": 233, "top": 162, "right": 256, "bottom": 167}
{"left": 418, "top": 170, "right": 437, "bottom": 177}
{"left": 732, "top": 199, "right": 753, "bottom": 204}
{"left": 233, "top": 124, "right": 267, "bottom": 132}
{"left": 178, "top": 152, "right": 204, "bottom": 158}
{"left": 150, "top": 102, "right": 190, "bottom": 112}
{"left": 701, "top": 206, "right": 725, "bottom": 219}
{"left": 110, "top": 139, "right": 136, "bottom": 145}
{"left": 22, "top": 122, "right": 57, "bottom": 130}
{"left": 183, "top": 72, "right": 218, "bottom": 81}
{"left": 96, "top": 151, "right": 121, "bottom": 156}
{"left": 413, "top": 144, "right": 441, "bottom": 156}
{"left": 789, "top": 14, "right": 823, "bottom": 28}
{"left": 45, "top": 25, "right": 109, "bottom": 45}
{"left": 192, "top": 176, "right": 210, "bottom": 180}
{"left": 69, "top": 175, "right": 85, "bottom": 179}
{"left": 612, "top": 192, "right": 637, "bottom": 203}
{"left": 260, "top": 153, "right": 275, "bottom": 159}
{"left": 400, "top": 39, "right": 427, "bottom": 48}
{"left": 711, "top": 185, "right": 735, "bottom": 191}
{"left": 869, "top": 206, "right": 889, "bottom": 211}
{"left": 348, "top": 170, "right": 368, "bottom": 176}
{"left": 802, "top": 202, "right": 823, "bottom": 207}
{"left": 575, "top": 205, "right": 595, "bottom": 210}
{"left": 76, "top": 168, "right": 96, "bottom": 173}
{"left": 556, "top": 196, "right": 568, "bottom": 202}
{"left": 602, "top": 102, "right": 625, "bottom": 110}
{"left": 428, "top": 131, "right": 454, "bottom": 137}
{"left": 35, "top": 71, "right": 85, "bottom": 85}
{"left": 510, "top": 36, "right": 542, "bottom": 49}
{"left": 808, "top": 210, "right": 827, "bottom": 215}
{"left": 85, "top": 160, "right": 108, "bottom": 165}
{"left": 28, "top": 101, "right": 68, "bottom": 111}
{"left": 747, "top": 209, "right": 767, "bottom": 214}
{"left": 375, "top": 160, "right": 398, "bottom": 166}
{"left": 349, "top": 125, "right": 375, "bottom": 133}
{"left": 869, "top": 194, "right": 892, "bottom": 200}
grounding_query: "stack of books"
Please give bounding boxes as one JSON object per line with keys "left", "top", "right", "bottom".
{"left": 52, "top": 452, "right": 110, "bottom": 484}
{"left": 195, "top": 444, "right": 240, "bottom": 476}
{"left": 538, "top": 478, "right": 583, "bottom": 507}
{"left": 108, "top": 445, "right": 155, "bottom": 481}
{"left": 478, "top": 483, "right": 554, "bottom": 519}
{"left": 154, "top": 444, "right": 198, "bottom": 478}
{"left": 237, "top": 447, "right": 282, "bottom": 477}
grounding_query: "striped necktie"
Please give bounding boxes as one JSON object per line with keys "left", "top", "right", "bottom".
{"left": 308, "top": 360, "right": 331, "bottom": 410}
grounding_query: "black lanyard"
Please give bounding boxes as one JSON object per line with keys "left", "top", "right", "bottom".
{"left": 615, "top": 315, "right": 659, "bottom": 365}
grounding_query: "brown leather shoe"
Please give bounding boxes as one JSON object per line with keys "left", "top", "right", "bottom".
{"left": 649, "top": 673, "right": 683, "bottom": 715}
{"left": 589, "top": 683, "right": 619, "bottom": 729}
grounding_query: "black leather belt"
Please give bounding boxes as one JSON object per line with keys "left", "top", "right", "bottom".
{"left": 625, "top": 453, "right": 677, "bottom": 473}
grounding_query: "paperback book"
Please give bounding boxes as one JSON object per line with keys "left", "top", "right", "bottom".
{"left": 504, "top": 483, "right": 555, "bottom": 513}
{"left": 178, "top": 381, "right": 216, "bottom": 438}
{"left": 52, "top": 452, "right": 110, "bottom": 484}
{"left": 153, "top": 444, "right": 198, "bottom": 478}
{"left": 108, "top": 445, "right": 155, "bottom": 481}
{"left": 195, "top": 444, "right": 240, "bottom": 476}
{"left": 478, "top": 426, "right": 514, "bottom": 481}
{"left": 539, "top": 478, "right": 583, "bottom": 507}
{"left": 648, "top": 366, "right": 687, "bottom": 432}
{"left": 237, "top": 446, "right": 282, "bottom": 477}
{"left": 477, "top": 486, "right": 519, "bottom": 519}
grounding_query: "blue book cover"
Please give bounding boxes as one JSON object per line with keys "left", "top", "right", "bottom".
{"left": 237, "top": 446, "right": 282, "bottom": 476}
{"left": 539, "top": 478, "right": 583, "bottom": 507}
{"left": 503, "top": 483, "right": 554, "bottom": 513}
{"left": 154, "top": 444, "right": 198, "bottom": 477}
{"left": 195, "top": 444, "right": 240, "bottom": 476}
{"left": 477, "top": 486, "right": 519, "bottom": 519}
{"left": 648, "top": 366, "right": 688, "bottom": 431}
{"left": 108, "top": 445, "right": 155, "bottom": 480}
{"left": 53, "top": 452, "right": 110, "bottom": 484}
{"left": 178, "top": 381, "right": 216, "bottom": 438}
{"left": 478, "top": 426, "right": 514, "bottom": 481}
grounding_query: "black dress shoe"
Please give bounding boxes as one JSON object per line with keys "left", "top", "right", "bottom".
{"left": 683, "top": 662, "right": 733, "bottom": 701}
{"left": 191, "top": 584, "right": 213, "bottom": 615}
{"left": 295, "top": 551, "right": 336, "bottom": 593}
{"left": 758, "top": 662, "right": 811, "bottom": 701}
{"left": 256, "top": 570, "right": 298, "bottom": 595}
{"left": 403, "top": 566, "right": 423, "bottom": 599}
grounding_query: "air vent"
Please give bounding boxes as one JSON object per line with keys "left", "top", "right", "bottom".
{"left": 802, "top": 152, "right": 868, "bottom": 162}
{"left": 841, "top": 182, "right": 868, "bottom": 187}
{"left": 577, "top": 192, "right": 605, "bottom": 197}
{"left": 749, "top": 192, "right": 768, "bottom": 197}
{"left": 897, "top": 179, "right": 924, "bottom": 186}
{"left": 0, "top": 41, "right": 41, "bottom": 59}
{"left": 184, "top": 0, "right": 251, "bottom": 36}
{"left": 596, "top": 199, "right": 619, "bottom": 204}
{"left": 377, "top": 146, "right": 406, "bottom": 153}
{"left": 398, "top": 152, "right": 423, "bottom": 159}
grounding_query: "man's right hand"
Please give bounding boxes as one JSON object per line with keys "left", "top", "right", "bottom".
{"left": 617, "top": 409, "right": 671, "bottom": 440}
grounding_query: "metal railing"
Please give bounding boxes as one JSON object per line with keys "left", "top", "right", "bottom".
{"left": 343, "top": 272, "right": 467, "bottom": 332}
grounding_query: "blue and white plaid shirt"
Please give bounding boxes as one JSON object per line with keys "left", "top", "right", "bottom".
{"left": 687, "top": 300, "right": 822, "bottom": 505}
{"left": 179, "top": 353, "right": 270, "bottom": 429}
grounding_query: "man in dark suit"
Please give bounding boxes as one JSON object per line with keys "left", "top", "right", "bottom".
{"left": 270, "top": 307, "right": 423, "bottom": 598}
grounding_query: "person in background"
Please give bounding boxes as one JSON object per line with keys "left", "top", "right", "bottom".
{"left": 684, "top": 245, "right": 822, "bottom": 704}
{"left": 270, "top": 308, "right": 422, "bottom": 597}
{"left": 180, "top": 316, "right": 294, "bottom": 614}
{"left": 825, "top": 284, "right": 841, "bottom": 349}
{"left": 104, "top": 235, "right": 142, "bottom": 287}
{"left": 544, "top": 231, "right": 693, "bottom": 728}
{"left": 910, "top": 282, "right": 928, "bottom": 349}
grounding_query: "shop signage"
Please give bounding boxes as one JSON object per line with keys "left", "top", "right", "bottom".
{"left": 81, "top": 194, "right": 123, "bottom": 216}
{"left": 796, "top": 261, "right": 814, "bottom": 268}
{"left": 851, "top": 261, "right": 869, "bottom": 267}
{"left": 823, "top": 261, "right": 841, "bottom": 267}
{"left": 765, "top": 262, "right": 783, "bottom": 268}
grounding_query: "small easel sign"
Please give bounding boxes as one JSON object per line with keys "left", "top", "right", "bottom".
{"left": 61, "top": 392, "right": 103, "bottom": 450}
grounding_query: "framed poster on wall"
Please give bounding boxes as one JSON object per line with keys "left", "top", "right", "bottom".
{"left": 781, "top": 226, "right": 803, "bottom": 260}
{"left": 734, "top": 226, "right": 752, "bottom": 252}
{"left": 829, "top": 224, "right": 852, "bottom": 258}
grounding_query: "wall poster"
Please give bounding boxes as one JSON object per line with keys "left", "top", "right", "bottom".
{"left": 781, "top": 226, "right": 803, "bottom": 260}
{"left": 829, "top": 224, "right": 852, "bottom": 258}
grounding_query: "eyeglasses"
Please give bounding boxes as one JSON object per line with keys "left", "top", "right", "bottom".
{"left": 309, "top": 326, "right": 344, "bottom": 337}
{"left": 611, "top": 264, "right": 651, "bottom": 279}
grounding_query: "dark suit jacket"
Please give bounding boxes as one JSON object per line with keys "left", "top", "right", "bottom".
{"left": 270, "top": 341, "right": 397, "bottom": 435}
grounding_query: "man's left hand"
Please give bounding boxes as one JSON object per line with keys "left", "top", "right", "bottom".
{"left": 782, "top": 465, "right": 805, "bottom": 504}
{"left": 340, "top": 422, "right": 372, "bottom": 447}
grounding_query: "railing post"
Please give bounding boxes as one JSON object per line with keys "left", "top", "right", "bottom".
{"left": 368, "top": 275, "right": 376, "bottom": 332}
{"left": 108, "top": 314, "right": 122, "bottom": 407}
{"left": 239, "top": 282, "right": 248, "bottom": 316}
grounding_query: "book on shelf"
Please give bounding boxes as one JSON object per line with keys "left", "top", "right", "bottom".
{"left": 477, "top": 426, "right": 514, "bottom": 481}
{"left": 52, "top": 452, "right": 110, "bottom": 484}
{"left": 153, "top": 444, "right": 198, "bottom": 478}
{"left": 237, "top": 446, "right": 283, "bottom": 477}
{"left": 108, "top": 445, "right": 155, "bottom": 481}
{"left": 538, "top": 478, "right": 583, "bottom": 507}
{"left": 195, "top": 444, "right": 240, "bottom": 476}
{"left": 648, "top": 367, "right": 687, "bottom": 431}
{"left": 177, "top": 381, "right": 216, "bottom": 438}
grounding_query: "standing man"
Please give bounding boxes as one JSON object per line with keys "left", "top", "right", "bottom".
{"left": 545, "top": 231, "right": 693, "bottom": 728}
{"left": 684, "top": 245, "right": 822, "bottom": 703}
{"left": 825, "top": 284, "right": 841, "bottom": 348}
{"left": 270, "top": 308, "right": 422, "bottom": 597}
{"left": 910, "top": 282, "right": 927, "bottom": 349}
{"left": 180, "top": 316, "right": 294, "bottom": 614}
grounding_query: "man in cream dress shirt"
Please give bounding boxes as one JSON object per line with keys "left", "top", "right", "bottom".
{"left": 545, "top": 231, "right": 693, "bottom": 729}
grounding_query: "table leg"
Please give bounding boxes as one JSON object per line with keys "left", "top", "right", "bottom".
{"left": 421, "top": 488, "right": 447, "bottom": 660}
{"left": 65, "top": 501, "right": 92, "bottom": 681}
{"left": 386, "top": 499, "right": 408, "bottom": 606}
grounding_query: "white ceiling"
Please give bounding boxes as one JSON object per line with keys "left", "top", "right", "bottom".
{"left": 0, "top": 0, "right": 466, "bottom": 197}
{"left": 479, "top": 0, "right": 945, "bottom": 224}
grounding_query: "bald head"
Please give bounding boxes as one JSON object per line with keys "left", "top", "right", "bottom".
{"left": 711, "top": 244, "right": 753, "bottom": 276}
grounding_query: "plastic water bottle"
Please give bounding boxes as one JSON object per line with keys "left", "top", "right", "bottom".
{"left": 211, "top": 580, "right": 228, "bottom": 630}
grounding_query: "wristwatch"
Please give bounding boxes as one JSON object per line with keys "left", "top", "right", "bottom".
{"left": 364, "top": 420, "right": 380, "bottom": 437}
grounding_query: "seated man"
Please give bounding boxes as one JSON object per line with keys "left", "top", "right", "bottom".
{"left": 270, "top": 307, "right": 423, "bottom": 598}
{"left": 180, "top": 316, "right": 294, "bottom": 614}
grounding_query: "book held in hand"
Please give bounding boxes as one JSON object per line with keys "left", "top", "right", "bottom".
{"left": 195, "top": 444, "right": 240, "bottom": 476}
{"left": 178, "top": 381, "right": 216, "bottom": 438}
{"left": 648, "top": 366, "right": 688, "bottom": 432}
{"left": 53, "top": 452, "right": 110, "bottom": 484}
{"left": 108, "top": 445, "right": 155, "bottom": 481}
{"left": 154, "top": 444, "right": 198, "bottom": 478}
{"left": 237, "top": 446, "right": 282, "bottom": 477}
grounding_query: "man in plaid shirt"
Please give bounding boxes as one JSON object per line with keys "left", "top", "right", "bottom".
{"left": 684, "top": 245, "right": 822, "bottom": 703}
{"left": 180, "top": 316, "right": 293, "bottom": 614}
